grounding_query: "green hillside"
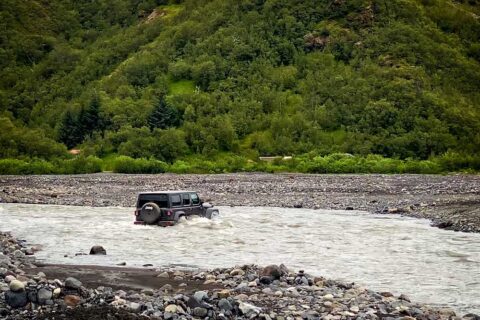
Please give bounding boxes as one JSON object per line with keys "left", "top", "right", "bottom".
{"left": 1, "top": 0, "right": 480, "bottom": 173}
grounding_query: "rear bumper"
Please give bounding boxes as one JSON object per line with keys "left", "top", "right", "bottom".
{"left": 133, "top": 220, "right": 176, "bottom": 227}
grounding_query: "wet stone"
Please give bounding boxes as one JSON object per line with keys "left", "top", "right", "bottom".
{"left": 5, "top": 290, "right": 28, "bottom": 308}
{"left": 37, "top": 288, "right": 53, "bottom": 304}
{"left": 65, "top": 277, "right": 82, "bottom": 290}
{"left": 193, "top": 307, "right": 208, "bottom": 317}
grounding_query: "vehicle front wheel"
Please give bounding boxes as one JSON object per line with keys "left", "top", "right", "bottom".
{"left": 205, "top": 210, "right": 219, "bottom": 219}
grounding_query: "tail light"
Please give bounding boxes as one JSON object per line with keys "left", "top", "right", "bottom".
{"left": 166, "top": 210, "right": 172, "bottom": 216}
{"left": 134, "top": 210, "right": 139, "bottom": 216}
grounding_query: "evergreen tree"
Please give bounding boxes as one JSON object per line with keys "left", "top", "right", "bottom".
{"left": 58, "top": 110, "right": 82, "bottom": 149}
{"left": 79, "top": 96, "right": 101, "bottom": 138}
{"left": 147, "top": 98, "right": 180, "bottom": 130}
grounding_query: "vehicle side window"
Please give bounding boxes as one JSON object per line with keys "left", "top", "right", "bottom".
{"left": 191, "top": 193, "right": 200, "bottom": 205}
{"left": 171, "top": 195, "right": 181, "bottom": 207}
{"left": 182, "top": 194, "right": 191, "bottom": 206}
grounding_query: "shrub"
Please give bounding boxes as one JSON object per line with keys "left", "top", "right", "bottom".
{"left": 58, "top": 156, "right": 103, "bottom": 174}
{"left": 112, "top": 156, "right": 167, "bottom": 174}
{"left": 0, "top": 159, "right": 28, "bottom": 175}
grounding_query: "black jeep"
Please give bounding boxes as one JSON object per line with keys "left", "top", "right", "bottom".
{"left": 134, "top": 191, "right": 219, "bottom": 226}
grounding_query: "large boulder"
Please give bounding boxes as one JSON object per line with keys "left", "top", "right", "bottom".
{"left": 65, "top": 277, "right": 82, "bottom": 290}
{"left": 260, "top": 265, "right": 283, "bottom": 280}
{"left": 89, "top": 245, "right": 106, "bottom": 255}
{"left": 5, "top": 291, "right": 28, "bottom": 308}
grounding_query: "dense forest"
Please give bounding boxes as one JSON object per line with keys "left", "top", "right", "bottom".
{"left": 1, "top": 0, "right": 480, "bottom": 173}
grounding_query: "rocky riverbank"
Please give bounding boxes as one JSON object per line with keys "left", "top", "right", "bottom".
{"left": 1, "top": 173, "right": 479, "bottom": 232}
{"left": 1, "top": 232, "right": 479, "bottom": 320}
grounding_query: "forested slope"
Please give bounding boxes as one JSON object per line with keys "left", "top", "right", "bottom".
{"left": 1, "top": 0, "right": 480, "bottom": 172}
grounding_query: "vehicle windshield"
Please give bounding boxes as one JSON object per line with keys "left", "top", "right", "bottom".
{"left": 137, "top": 194, "right": 169, "bottom": 208}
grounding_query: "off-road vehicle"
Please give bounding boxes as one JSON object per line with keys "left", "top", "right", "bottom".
{"left": 133, "top": 191, "right": 219, "bottom": 226}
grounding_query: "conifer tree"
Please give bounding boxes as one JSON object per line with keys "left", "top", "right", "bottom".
{"left": 147, "top": 97, "right": 180, "bottom": 130}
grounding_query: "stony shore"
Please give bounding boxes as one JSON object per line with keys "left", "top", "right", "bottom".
{"left": 1, "top": 173, "right": 479, "bottom": 232}
{"left": 1, "top": 232, "right": 479, "bottom": 320}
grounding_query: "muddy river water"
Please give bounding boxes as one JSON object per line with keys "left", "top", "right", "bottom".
{"left": 0, "top": 203, "right": 479, "bottom": 314}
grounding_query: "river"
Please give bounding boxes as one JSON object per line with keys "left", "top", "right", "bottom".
{"left": 0, "top": 203, "right": 479, "bottom": 314}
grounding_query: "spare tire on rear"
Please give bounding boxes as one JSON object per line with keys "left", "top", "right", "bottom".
{"left": 140, "top": 202, "right": 161, "bottom": 224}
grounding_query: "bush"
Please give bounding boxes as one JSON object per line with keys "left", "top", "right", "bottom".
{"left": 112, "top": 156, "right": 167, "bottom": 174}
{"left": 0, "top": 157, "right": 102, "bottom": 175}
{"left": 58, "top": 156, "right": 103, "bottom": 174}
{"left": 168, "top": 160, "right": 192, "bottom": 174}
{"left": 0, "top": 159, "right": 28, "bottom": 175}
{"left": 434, "top": 151, "right": 480, "bottom": 172}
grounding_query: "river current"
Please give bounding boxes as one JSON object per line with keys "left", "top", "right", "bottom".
{"left": 0, "top": 203, "right": 479, "bottom": 314}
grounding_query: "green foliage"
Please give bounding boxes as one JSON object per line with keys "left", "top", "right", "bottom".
{"left": 169, "top": 79, "right": 195, "bottom": 95}
{"left": 147, "top": 97, "right": 180, "bottom": 130}
{"left": 1, "top": 0, "right": 480, "bottom": 171}
{"left": 0, "top": 156, "right": 102, "bottom": 175}
{"left": 112, "top": 156, "right": 167, "bottom": 173}
{"left": 0, "top": 117, "right": 67, "bottom": 159}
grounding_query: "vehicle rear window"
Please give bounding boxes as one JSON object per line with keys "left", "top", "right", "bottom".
{"left": 171, "top": 195, "right": 181, "bottom": 206}
{"left": 138, "top": 194, "right": 168, "bottom": 208}
{"left": 191, "top": 193, "right": 200, "bottom": 205}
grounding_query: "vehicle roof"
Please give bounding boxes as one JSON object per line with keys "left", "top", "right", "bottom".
{"left": 138, "top": 191, "right": 198, "bottom": 195}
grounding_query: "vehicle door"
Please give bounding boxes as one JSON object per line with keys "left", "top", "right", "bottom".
{"left": 181, "top": 193, "right": 193, "bottom": 217}
{"left": 169, "top": 194, "right": 183, "bottom": 219}
{"left": 190, "top": 192, "right": 203, "bottom": 216}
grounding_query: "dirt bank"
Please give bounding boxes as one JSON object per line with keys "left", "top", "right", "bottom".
{"left": 1, "top": 173, "right": 479, "bottom": 232}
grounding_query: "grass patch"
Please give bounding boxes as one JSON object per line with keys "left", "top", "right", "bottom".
{"left": 157, "top": 4, "right": 184, "bottom": 19}
{"left": 168, "top": 79, "right": 195, "bottom": 95}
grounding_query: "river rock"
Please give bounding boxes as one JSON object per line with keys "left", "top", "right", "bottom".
{"left": 217, "top": 289, "right": 231, "bottom": 298}
{"left": 259, "top": 276, "right": 272, "bottom": 285}
{"left": 65, "top": 277, "right": 82, "bottom": 290}
{"left": 0, "top": 283, "right": 9, "bottom": 292}
{"left": 157, "top": 272, "right": 169, "bottom": 278}
{"left": 141, "top": 288, "right": 154, "bottom": 296}
{"left": 9, "top": 280, "right": 25, "bottom": 292}
{"left": 0, "top": 253, "right": 10, "bottom": 266}
{"left": 261, "top": 265, "right": 283, "bottom": 279}
{"left": 193, "top": 307, "right": 208, "bottom": 317}
{"left": 89, "top": 245, "right": 106, "bottom": 255}
{"left": 53, "top": 288, "right": 61, "bottom": 298}
{"left": 323, "top": 293, "right": 334, "bottom": 301}
{"left": 230, "top": 268, "right": 245, "bottom": 276}
{"left": 165, "top": 304, "right": 184, "bottom": 313}
{"left": 5, "top": 290, "right": 28, "bottom": 308}
{"left": 194, "top": 290, "right": 208, "bottom": 303}
{"left": 239, "top": 301, "right": 261, "bottom": 317}
{"left": 218, "top": 298, "right": 233, "bottom": 311}
{"left": 13, "top": 250, "right": 25, "bottom": 259}
{"left": 129, "top": 302, "right": 141, "bottom": 312}
{"left": 399, "top": 293, "right": 411, "bottom": 302}
{"left": 37, "top": 288, "right": 53, "bottom": 304}
{"left": 4, "top": 275, "right": 16, "bottom": 283}
{"left": 65, "top": 295, "right": 81, "bottom": 307}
